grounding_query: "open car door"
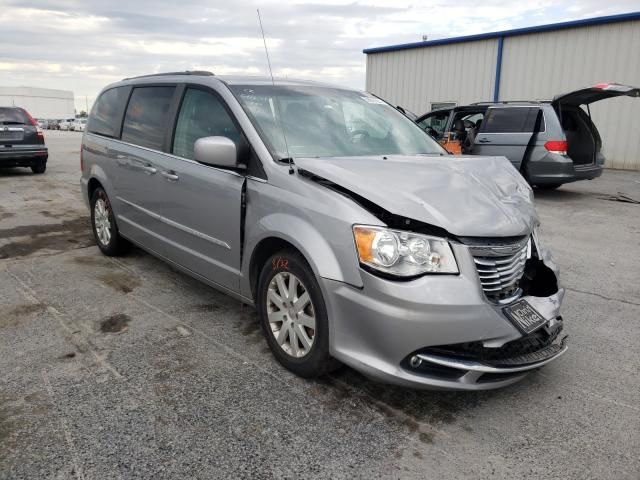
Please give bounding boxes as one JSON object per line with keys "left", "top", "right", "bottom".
{"left": 552, "top": 83, "right": 640, "bottom": 107}
{"left": 473, "top": 106, "right": 541, "bottom": 170}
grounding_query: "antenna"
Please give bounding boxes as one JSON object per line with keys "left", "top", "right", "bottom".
{"left": 257, "top": 9, "right": 294, "bottom": 174}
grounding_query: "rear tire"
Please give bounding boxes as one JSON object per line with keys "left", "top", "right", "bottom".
{"left": 256, "top": 249, "right": 340, "bottom": 378}
{"left": 90, "top": 187, "right": 129, "bottom": 256}
{"left": 31, "top": 161, "right": 46, "bottom": 174}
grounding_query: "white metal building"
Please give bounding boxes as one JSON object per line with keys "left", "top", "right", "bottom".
{"left": 0, "top": 87, "right": 75, "bottom": 120}
{"left": 364, "top": 12, "right": 640, "bottom": 170}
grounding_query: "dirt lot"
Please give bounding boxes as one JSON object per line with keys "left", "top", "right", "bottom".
{"left": 1, "top": 131, "right": 639, "bottom": 479}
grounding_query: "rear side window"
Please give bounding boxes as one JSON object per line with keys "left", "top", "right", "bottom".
{"left": 0, "top": 107, "right": 29, "bottom": 124}
{"left": 481, "top": 107, "right": 543, "bottom": 133}
{"left": 172, "top": 88, "right": 242, "bottom": 160}
{"left": 87, "top": 87, "right": 128, "bottom": 138}
{"left": 121, "top": 86, "right": 175, "bottom": 150}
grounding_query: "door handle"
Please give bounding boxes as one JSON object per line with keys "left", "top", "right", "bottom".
{"left": 478, "top": 138, "right": 492, "bottom": 144}
{"left": 116, "top": 155, "right": 127, "bottom": 166}
{"left": 161, "top": 171, "right": 179, "bottom": 182}
{"left": 142, "top": 164, "right": 157, "bottom": 175}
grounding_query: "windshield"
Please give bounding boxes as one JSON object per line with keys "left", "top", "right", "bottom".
{"left": 229, "top": 85, "right": 446, "bottom": 159}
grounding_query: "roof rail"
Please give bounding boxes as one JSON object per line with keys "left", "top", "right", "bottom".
{"left": 123, "top": 71, "right": 215, "bottom": 81}
{"left": 470, "top": 100, "right": 542, "bottom": 105}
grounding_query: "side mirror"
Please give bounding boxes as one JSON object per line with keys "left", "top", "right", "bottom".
{"left": 193, "top": 136, "right": 238, "bottom": 169}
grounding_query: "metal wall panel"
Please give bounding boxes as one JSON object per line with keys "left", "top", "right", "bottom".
{"left": 366, "top": 39, "right": 498, "bottom": 115}
{"left": 0, "top": 86, "right": 75, "bottom": 119}
{"left": 499, "top": 20, "right": 640, "bottom": 170}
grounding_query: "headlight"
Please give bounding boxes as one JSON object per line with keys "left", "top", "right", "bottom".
{"left": 353, "top": 225, "right": 458, "bottom": 277}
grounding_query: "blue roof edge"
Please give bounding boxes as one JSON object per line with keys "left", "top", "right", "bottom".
{"left": 362, "top": 11, "right": 640, "bottom": 54}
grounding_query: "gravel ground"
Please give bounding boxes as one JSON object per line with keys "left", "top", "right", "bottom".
{"left": 1, "top": 131, "right": 639, "bottom": 479}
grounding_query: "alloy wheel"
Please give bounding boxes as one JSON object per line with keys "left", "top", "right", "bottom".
{"left": 94, "top": 198, "right": 112, "bottom": 246}
{"left": 266, "top": 272, "right": 316, "bottom": 358}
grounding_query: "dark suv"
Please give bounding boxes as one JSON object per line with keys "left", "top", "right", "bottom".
{"left": 416, "top": 83, "right": 639, "bottom": 188}
{"left": 0, "top": 107, "right": 48, "bottom": 174}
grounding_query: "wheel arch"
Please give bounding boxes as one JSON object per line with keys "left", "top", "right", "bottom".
{"left": 87, "top": 177, "right": 104, "bottom": 202}
{"left": 248, "top": 237, "right": 304, "bottom": 303}
{"left": 243, "top": 212, "right": 363, "bottom": 303}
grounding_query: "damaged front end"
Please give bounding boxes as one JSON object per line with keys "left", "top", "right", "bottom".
{"left": 461, "top": 229, "right": 560, "bottom": 305}
{"left": 295, "top": 156, "right": 566, "bottom": 389}
{"left": 401, "top": 231, "right": 567, "bottom": 387}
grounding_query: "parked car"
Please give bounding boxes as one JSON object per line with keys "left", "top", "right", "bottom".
{"left": 59, "top": 118, "right": 75, "bottom": 131}
{"left": 81, "top": 72, "right": 567, "bottom": 390}
{"left": 416, "top": 83, "right": 640, "bottom": 189}
{"left": 73, "top": 118, "right": 87, "bottom": 132}
{"left": 47, "top": 120, "right": 60, "bottom": 130}
{"left": 0, "top": 106, "right": 48, "bottom": 173}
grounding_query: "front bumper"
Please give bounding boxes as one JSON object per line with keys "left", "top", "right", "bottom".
{"left": 0, "top": 147, "right": 48, "bottom": 167}
{"left": 321, "top": 243, "right": 566, "bottom": 390}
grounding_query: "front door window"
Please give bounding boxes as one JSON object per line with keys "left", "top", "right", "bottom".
{"left": 417, "top": 111, "right": 449, "bottom": 138}
{"left": 173, "top": 88, "right": 242, "bottom": 160}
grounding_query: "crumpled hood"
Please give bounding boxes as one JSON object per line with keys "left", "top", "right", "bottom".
{"left": 295, "top": 155, "right": 537, "bottom": 237}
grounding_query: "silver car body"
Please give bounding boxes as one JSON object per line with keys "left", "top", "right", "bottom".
{"left": 416, "top": 84, "right": 640, "bottom": 187}
{"left": 81, "top": 74, "right": 567, "bottom": 390}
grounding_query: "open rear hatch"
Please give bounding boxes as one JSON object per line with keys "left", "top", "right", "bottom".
{"left": 552, "top": 83, "right": 640, "bottom": 107}
{"left": 552, "top": 83, "right": 640, "bottom": 166}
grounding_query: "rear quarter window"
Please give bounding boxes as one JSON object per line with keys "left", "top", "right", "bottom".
{"left": 481, "top": 107, "right": 544, "bottom": 133}
{"left": 87, "top": 87, "right": 129, "bottom": 138}
{"left": 121, "top": 86, "right": 175, "bottom": 151}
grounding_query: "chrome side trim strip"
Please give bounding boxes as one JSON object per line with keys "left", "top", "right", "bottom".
{"left": 116, "top": 196, "right": 231, "bottom": 250}
{"left": 417, "top": 343, "right": 568, "bottom": 374}
{"left": 117, "top": 196, "right": 162, "bottom": 221}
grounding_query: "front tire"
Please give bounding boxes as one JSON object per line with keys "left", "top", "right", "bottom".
{"left": 90, "top": 187, "right": 129, "bottom": 256}
{"left": 257, "top": 249, "right": 339, "bottom": 378}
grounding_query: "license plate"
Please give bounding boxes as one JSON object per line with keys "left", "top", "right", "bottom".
{"left": 503, "top": 299, "right": 547, "bottom": 334}
{"left": 0, "top": 131, "right": 22, "bottom": 142}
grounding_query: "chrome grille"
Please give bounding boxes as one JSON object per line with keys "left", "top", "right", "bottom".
{"left": 469, "top": 238, "right": 531, "bottom": 303}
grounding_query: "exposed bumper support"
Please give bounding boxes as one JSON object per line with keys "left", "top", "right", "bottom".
{"left": 417, "top": 336, "right": 568, "bottom": 375}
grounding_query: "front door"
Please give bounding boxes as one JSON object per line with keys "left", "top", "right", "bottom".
{"left": 473, "top": 106, "right": 539, "bottom": 170}
{"left": 152, "top": 86, "right": 245, "bottom": 292}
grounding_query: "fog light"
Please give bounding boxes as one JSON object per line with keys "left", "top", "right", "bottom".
{"left": 409, "top": 355, "right": 422, "bottom": 368}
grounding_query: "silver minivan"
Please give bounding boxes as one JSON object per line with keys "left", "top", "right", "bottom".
{"left": 81, "top": 71, "right": 567, "bottom": 390}
{"left": 416, "top": 83, "right": 640, "bottom": 189}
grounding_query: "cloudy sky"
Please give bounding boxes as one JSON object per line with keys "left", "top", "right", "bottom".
{"left": 0, "top": 0, "right": 638, "bottom": 112}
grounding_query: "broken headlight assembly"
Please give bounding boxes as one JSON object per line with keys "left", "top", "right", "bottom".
{"left": 353, "top": 225, "right": 458, "bottom": 277}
